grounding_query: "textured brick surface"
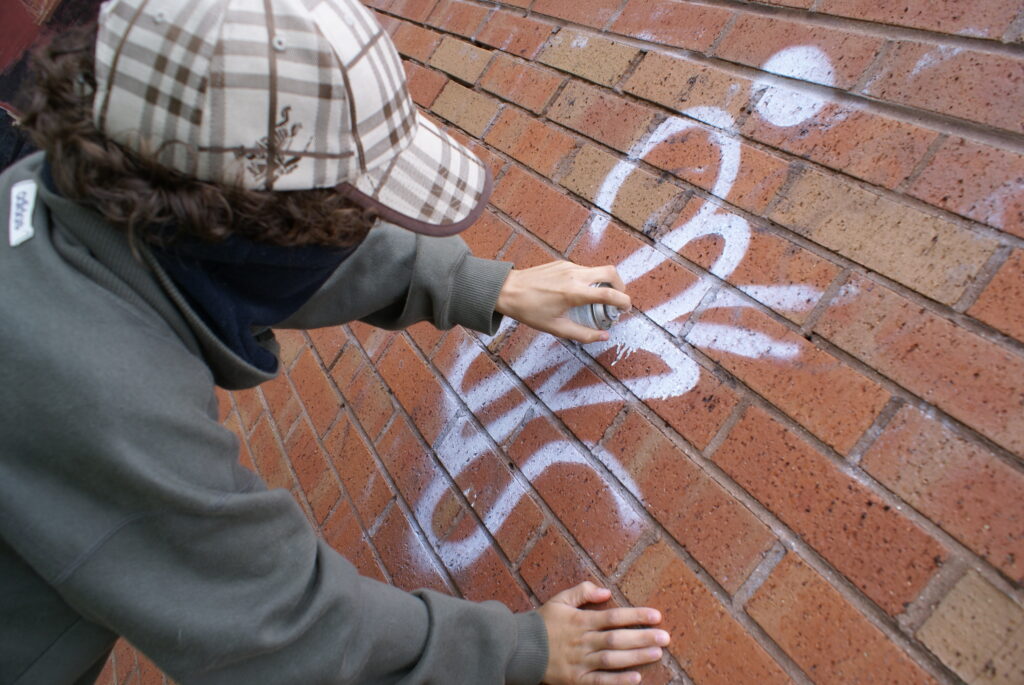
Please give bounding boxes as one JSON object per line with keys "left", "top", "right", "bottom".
{"left": 602, "top": 410, "right": 775, "bottom": 592}
{"left": 917, "top": 571, "right": 1024, "bottom": 683}
{"left": 909, "top": 137, "right": 1024, "bottom": 238}
{"left": 425, "top": 0, "right": 488, "bottom": 38}
{"left": 862, "top": 406, "right": 1024, "bottom": 581}
{"left": 748, "top": 554, "right": 939, "bottom": 684}
{"left": 430, "top": 81, "right": 501, "bottom": 137}
{"left": 476, "top": 9, "right": 553, "bottom": 59}
{"left": 816, "top": 0, "right": 1021, "bottom": 37}
{"left": 864, "top": 43, "right": 1024, "bottom": 134}
{"left": 538, "top": 28, "right": 640, "bottom": 87}
{"left": 479, "top": 53, "right": 564, "bottom": 113}
{"left": 816, "top": 274, "right": 1024, "bottom": 456}
{"left": 621, "top": 541, "right": 792, "bottom": 685}
{"left": 547, "top": 80, "right": 662, "bottom": 154}
{"left": 403, "top": 60, "right": 447, "bottom": 107}
{"left": 970, "top": 250, "right": 1024, "bottom": 341}
{"left": 491, "top": 165, "right": 590, "bottom": 251}
{"left": 531, "top": 0, "right": 623, "bottom": 30}
{"left": 391, "top": 20, "right": 442, "bottom": 61}
{"left": 688, "top": 292, "right": 891, "bottom": 454}
{"left": 484, "top": 107, "right": 576, "bottom": 178}
{"left": 714, "top": 406, "right": 947, "bottom": 614}
{"left": 428, "top": 35, "right": 492, "bottom": 84}
{"left": 770, "top": 167, "right": 997, "bottom": 305}
{"left": 612, "top": 0, "right": 733, "bottom": 52}
{"left": 624, "top": 52, "right": 753, "bottom": 124}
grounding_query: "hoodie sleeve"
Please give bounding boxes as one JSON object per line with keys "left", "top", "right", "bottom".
{"left": 275, "top": 221, "right": 513, "bottom": 334}
{"left": 0, "top": 321, "right": 546, "bottom": 685}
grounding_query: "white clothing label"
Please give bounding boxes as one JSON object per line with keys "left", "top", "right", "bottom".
{"left": 9, "top": 179, "right": 37, "bottom": 247}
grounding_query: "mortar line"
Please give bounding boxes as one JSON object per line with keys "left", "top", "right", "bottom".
{"left": 850, "top": 38, "right": 893, "bottom": 92}
{"left": 953, "top": 244, "right": 1015, "bottom": 314}
{"left": 731, "top": 540, "right": 787, "bottom": 609}
{"left": 895, "top": 132, "right": 948, "bottom": 194}
{"left": 896, "top": 557, "right": 971, "bottom": 636}
{"left": 799, "top": 267, "right": 852, "bottom": 334}
{"left": 844, "top": 396, "right": 905, "bottom": 466}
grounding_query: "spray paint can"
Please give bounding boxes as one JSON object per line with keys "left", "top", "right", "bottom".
{"left": 566, "top": 282, "right": 621, "bottom": 331}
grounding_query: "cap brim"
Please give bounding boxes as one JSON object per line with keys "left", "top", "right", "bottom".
{"left": 336, "top": 112, "right": 492, "bottom": 237}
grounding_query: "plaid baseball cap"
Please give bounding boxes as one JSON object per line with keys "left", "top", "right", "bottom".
{"left": 92, "top": 0, "right": 491, "bottom": 237}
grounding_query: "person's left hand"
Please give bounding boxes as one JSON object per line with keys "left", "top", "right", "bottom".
{"left": 495, "top": 261, "right": 631, "bottom": 343}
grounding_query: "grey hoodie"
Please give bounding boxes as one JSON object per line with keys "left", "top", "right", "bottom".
{"left": 0, "top": 152, "right": 547, "bottom": 685}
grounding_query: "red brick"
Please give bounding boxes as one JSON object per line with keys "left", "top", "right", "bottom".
{"left": 714, "top": 406, "right": 948, "bottom": 614}
{"left": 425, "top": 0, "right": 488, "bottom": 37}
{"left": 490, "top": 165, "right": 590, "bottom": 251}
{"left": 500, "top": 233, "right": 557, "bottom": 269}
{"left": 531, "top": 0, "right": 622, "bottom": 30}
{"left": 214, "top": 386, "right": 232, "bottom": 423}
{"left": 485, "top": 108, "right": 576, "bottom": 179}
{"left": 285, "top": 418, "right": 342, "bottom": 524}
{"left": 621, "top": 541, "right": 792, "bottom": 685}
{"left": 274, "top": 328, "right": 307, "bottom": 367}
{"left": 372, "top": 504, "right": 451, "bottom": 593}
{"left": 345, "top": 365, "right": 395, "bottom": 441}
{"left": 497, "top": 325, "right": 624, "bottom": 445}
{"left": 743, "top": 102, "right": 938, "bottom": 190}
{"left": 232, "top": 387, "right": 263, "bottom": 431}
{"left": 748, "top": 554, "right": 939, "bottom": 684}
{"left": 372, "top": 10, "right": 401, "bottom": 34}
{"left": 642, "top": 124, "right": 790, "bottom": 213}
{"left": 136, "top": 654, "right": 163, "bottom": 685}
{"left": 437, "top": 419, "right": 546, "bottom": 562}
{"left": 815, "top": 274, "right": 1024, "bottom": 457}
{"left": 403, "top": 60, "right": 448, "bottom": 107}
{"left": 863, "top": 406, "right": 1024, "bottom": 581}
{"left": 759, "top": 0, "right": 813, "bottom": 6}
{"left": 392, "top": 20, "right": 442, "bottom": 62}
{"left": 427, "top": 35, "right": 492, "bottom": 84}
{"left": 547, "top": 80, "right": 661, "bottom": 154}
{"left": 715, "top": 15, "right": 883, "bottom": 89}
{"left": 224, "top": 413, "right": 256, "bottom": 472}
{"left": 330, "top": 344, "right": 365, "bottom": 392}
{"left": 508, "top": 417, "right": 648, "bottom": 574}
{"left": 612, "top": 0, "right": 733, "bottom": 52}
{"left": 519, "top": 526, "right": 599, "bottom": 602}
{"left": 406, "top": 320, "right": 446, "bottom": 356}
{"left": 689, "top": 291, "right": 890, "bottom": 454}
{"left": 95, "top": 654, "right": 114, "bottom": 685}
{"left": 306, "top": 326, "right": 348, "bottom": 368}
{"left": 378, "top": 0, "right": 439, "bottom": 22}
{"left": 970, "top": 250, "right": 1024, "bottom": 341}
{"left": 324, "top": 415, "right": 394, "bottom": 526}
{"left": 289, "top": 349, "right": 342, "bottom": 436}
{"left": 113, "top": 640, "right": 138, "bottom": 683}
{"left": 460, "top": 209, "right": 514, "bottom": 260}
{"left": 377, "top": 336, "right": 451, "bottom": 444}
{"left": 347, "top": 320, "right": 393, "bottom": 361}
{"left": 248, "top": 416, "right": 294, "bottom": 491}
{"left": 260, "top": 372, "right": 302, "bottom": 434}
{"left": 909, "top": 137, "right": 1024, "bottom": 238}
{"left": 675, "top": 207, "right": 842, "bottom": 324}
{"left": 817, "top": 0, "right": 1020, "bottom": 39}
{"left": 624, "top": 52, "right": 753, "bottom": 124}
{"left": 559, "top": 145, "right": 684, "bottom": 232}
{"left": 476, "top": 9, "right": 553, "bottom": 59}
{"left": 770, "top": 168, "right": 997, "bottom": 306}
{"left": 430, "top": 81, "right": 501, "bottom": 137}
{"left": 321, "top": 501, "right": 387, "bottom": 582}
{"left": 863, "top": 43, "right": 1024, "bottom": 134}
{"left": 538, "top": 29, "right": 640, "bottom": 87}
{"left": 375, "top": 416, "right": 438, "bottom": 507}
{"left": 479, "top": 53, "right": 564, "bottom": 114}
{"left": 603, "top": 410, "right": 775, "bottom": 592}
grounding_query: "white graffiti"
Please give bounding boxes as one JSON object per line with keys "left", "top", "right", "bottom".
{"left": 411, "top": 47, "right": 839, "bottom": 572}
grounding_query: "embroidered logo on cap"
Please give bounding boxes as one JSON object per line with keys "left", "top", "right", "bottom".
{"left": 9, "top": 180, "right": 37, "bottom": 247}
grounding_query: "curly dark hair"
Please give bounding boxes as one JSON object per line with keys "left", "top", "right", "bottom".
{"left": 16, "top": 22, "right": 376, "bottom": 249}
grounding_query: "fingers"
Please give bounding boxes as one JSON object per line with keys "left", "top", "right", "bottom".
{"left": 587, "top": 646, "right": 663, "bottom": 672}
{"left": 589, "top": 628, "right": 670, "bottom": 652}
{"left": 583, "top": 671, "right": 643, "bottom": 685}
{"left": 585, "top": 265, "right": 627, "bottom": 292}
{"left": 549, "top": 319, "right": 613, "bottom": 344}
{"left": 551, "top": 581, "right": 613, "bottom": 609}
{"left": 588, "top": 606, "right": 662, "bottom": 630}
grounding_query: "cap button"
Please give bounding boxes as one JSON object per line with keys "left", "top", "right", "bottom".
{"left": 272, "top": 35, "right": 287, "bottom": 52}
{"left": 153, "top": 10, "right": 166, "bottom": 23}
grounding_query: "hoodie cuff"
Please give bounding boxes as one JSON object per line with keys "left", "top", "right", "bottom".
{"left": 449, "top": 254, "right": 514, "bottom": 334}
{"left": 506, "top": 611, "right": 549, "bottom": 685}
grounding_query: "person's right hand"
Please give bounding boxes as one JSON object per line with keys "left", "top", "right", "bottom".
{"left": 537, "top": 581, "right": 669, "bottom": 684}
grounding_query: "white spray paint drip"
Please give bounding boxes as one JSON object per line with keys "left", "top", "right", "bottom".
{"left": 754, "top": 46, "right": 836, "bottom": 127}
{"left": 739, "top": 284, "right": 825, "bottom": 312}
{"left": 571, "top": 34, "right": 589, "bottom": 48}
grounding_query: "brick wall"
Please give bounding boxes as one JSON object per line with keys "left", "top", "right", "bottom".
{"left": 102, "top": 1, "right": 1024, "bottom": 683}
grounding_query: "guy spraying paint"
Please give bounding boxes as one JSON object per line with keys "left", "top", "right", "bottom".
{"left": 0, "top": 1, "right": 668, "bottom": 684}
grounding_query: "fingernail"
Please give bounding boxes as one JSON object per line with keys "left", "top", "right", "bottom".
{"left": 648, "top": 647, "right": 663, "bottom": 660}
{"left": 648, "top": 610, "right": 661, "bottom": 623}
{"left": 656, "top": 630, "right": 670, "bottom": 645}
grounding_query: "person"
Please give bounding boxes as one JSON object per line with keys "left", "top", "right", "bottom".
{"left": 0, "top": 1, "right": 670, "bottom": 683}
